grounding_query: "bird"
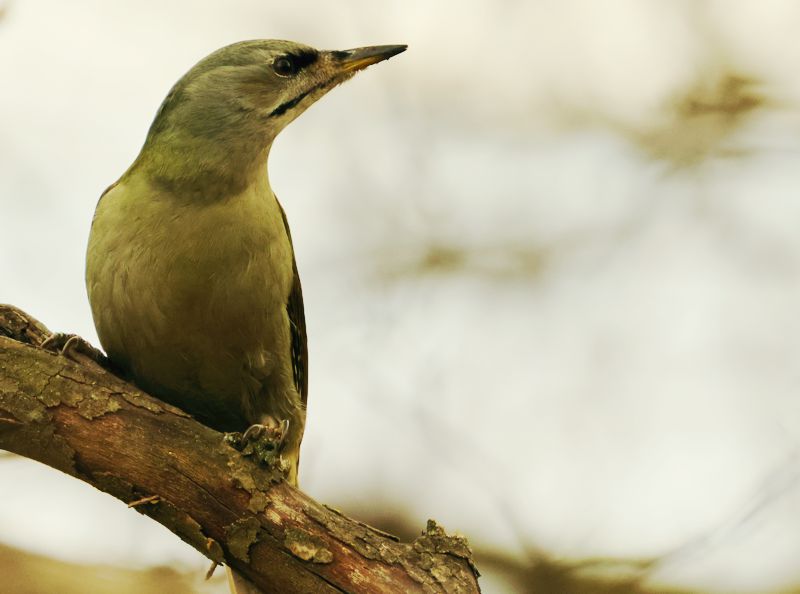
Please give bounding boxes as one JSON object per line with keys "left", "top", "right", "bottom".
{"left": 85, "top": 40, "right": 406, "bottom": 491}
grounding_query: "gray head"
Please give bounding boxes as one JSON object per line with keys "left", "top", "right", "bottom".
{"left": 134, "top": 40, "right": 406, "bottom": 195}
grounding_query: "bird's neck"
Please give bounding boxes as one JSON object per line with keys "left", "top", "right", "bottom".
{"left": 131, "top": 132, "right": 273, "bottom": 202}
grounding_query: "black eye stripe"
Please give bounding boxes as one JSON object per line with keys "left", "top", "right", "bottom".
{"left": 273, "top": 49, "right": 319, "bottom": 77}
{"left": 288, "top": 50, "right": 318, "bottom": 69}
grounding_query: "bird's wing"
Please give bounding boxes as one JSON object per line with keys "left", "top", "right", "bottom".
{"left": 277, "top": 200, "right": 309, "bottom": 408}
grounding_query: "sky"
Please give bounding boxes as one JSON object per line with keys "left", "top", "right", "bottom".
{"left": 2, "top": 1, "right": 800, "bottom": 593}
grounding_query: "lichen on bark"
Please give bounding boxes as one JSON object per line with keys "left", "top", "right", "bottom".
{"left": 284, "top": 526, "right": 334, "bottom": 564}
{"left": 226, "top": 516, "right": 263, "bottom": 563}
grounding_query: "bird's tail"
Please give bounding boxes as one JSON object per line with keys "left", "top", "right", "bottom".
{"left": 227, "top": 568, "right": 263, "bottom": 594}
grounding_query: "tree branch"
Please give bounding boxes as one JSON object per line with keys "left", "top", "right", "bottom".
{"left": 0, "top": 305, "right": 480, "bottom": 594}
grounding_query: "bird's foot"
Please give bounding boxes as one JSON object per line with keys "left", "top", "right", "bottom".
{"left": 41, "top": 333, "right": 110, "bottom": 367}
{"left": 225, "top": 418, "right": 290, "bottom": 474}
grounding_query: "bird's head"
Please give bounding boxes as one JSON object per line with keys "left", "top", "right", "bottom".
{"left": 136, "top": 40, "right": 406, "bottom": 195}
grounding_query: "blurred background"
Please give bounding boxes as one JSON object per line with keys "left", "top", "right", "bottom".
{"left": 2, "top": 1, "right": 800, "bottom": 592}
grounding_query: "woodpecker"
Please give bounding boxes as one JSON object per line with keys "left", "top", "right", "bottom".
{"left": 85, "top": 40, "right": 406, "bottom": 491}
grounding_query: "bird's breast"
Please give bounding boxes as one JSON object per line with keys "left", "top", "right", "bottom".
{"left": 86, "top": 174, "right": 294, "bottom": 428}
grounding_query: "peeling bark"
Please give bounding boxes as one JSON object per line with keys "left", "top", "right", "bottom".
{"left": 0, "top": 305, "right": 481, "bottom": 594}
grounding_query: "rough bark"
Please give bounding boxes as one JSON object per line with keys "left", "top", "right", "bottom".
{"left": 0, "top": 305, "right": 481, "bottom": 594}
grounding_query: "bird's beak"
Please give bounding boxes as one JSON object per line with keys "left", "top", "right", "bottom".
{"left": 332, "top": 45, "right": 407, "bottom": 74}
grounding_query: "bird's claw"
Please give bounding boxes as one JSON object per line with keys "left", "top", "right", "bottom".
{"left": 225, "top": 418, "right": 290, "bottom": 473}
{"left": 41, "top": 332, "right": 109, "bottom": 367}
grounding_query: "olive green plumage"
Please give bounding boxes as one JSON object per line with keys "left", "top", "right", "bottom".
{"left": 85, "top": 40, "right": 406, "bottom": 488}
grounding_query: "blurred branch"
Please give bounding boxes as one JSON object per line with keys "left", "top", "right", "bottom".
{"left": 0, "top": 542, "right": 218, "bottom": 594}
{"left": 0, "top": 304, "right": 480, "bottom": 594}
{"left": 357, "top": 511, "right": 697, "bottom": 594}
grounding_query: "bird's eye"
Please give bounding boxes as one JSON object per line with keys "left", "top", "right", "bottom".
{"left": 273, "top": 56, "right": 298, "bottom": 77}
